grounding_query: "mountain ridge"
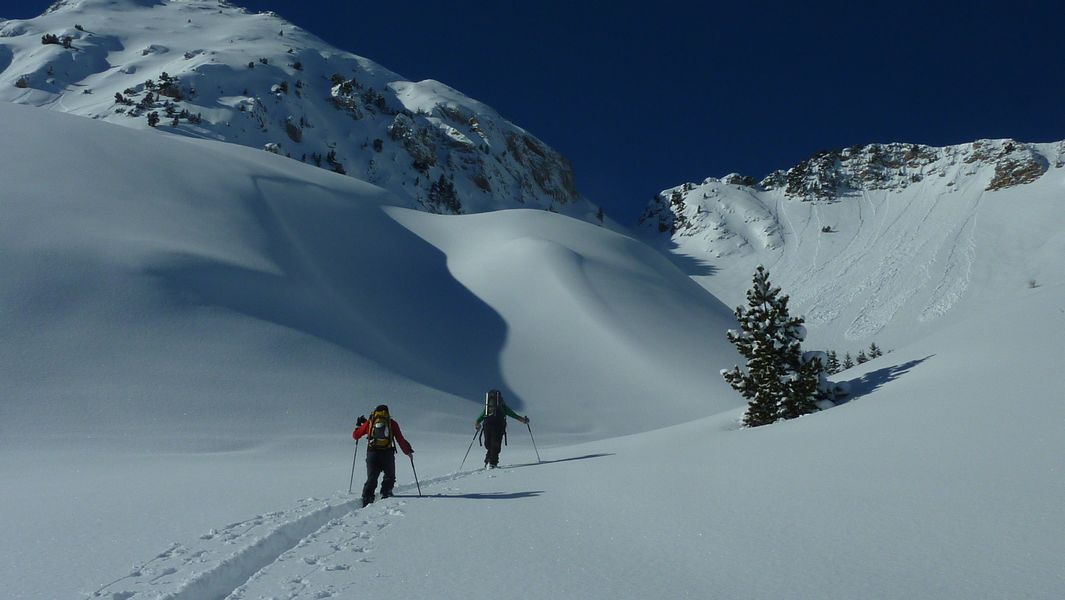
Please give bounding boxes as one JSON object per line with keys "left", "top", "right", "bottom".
{"left": 638, "top": 138, "right": 1065, "bottom": 352}
{"left": 0, "top": 0, "right": 604, "bottom": 221}
{"left": 641, "top": 138, "right": 1064, "bottom": 235}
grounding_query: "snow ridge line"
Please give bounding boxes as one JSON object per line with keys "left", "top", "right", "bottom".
{"left": 159, "top": 499, "right": 359, "bottom": 600}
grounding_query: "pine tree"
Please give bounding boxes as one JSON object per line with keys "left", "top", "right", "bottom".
{"left": 842, "top": 352, "right": 854, "bottom": 370}
{"left": 428, "top": 174, "right": 461, "bottom": 214}
{"left": 722, "top": 265, "right": 819, "bottom": 427}
{"left": 868, "top": 342, "right": 883, "bottom": 358}
{"left": 856, "top": 350, "right": 868, "bottom": 364}
{"left": 780, "top": 353, "right": 822, "bottom": 420}
{"left": 826, "top": 350, "right": 840, "bottom": 374}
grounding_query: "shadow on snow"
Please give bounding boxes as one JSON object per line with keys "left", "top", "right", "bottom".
{"left": 148, "top": 175, "right": 517, "bottom": 405}
{"left": 394, "top": 491, "right": 543, "bottom": 500}
{"left": 500, "top": 453, "right": 615, "bottom": 469}
{"left": 839, "top": 356, "right": 934, "bottom": 403}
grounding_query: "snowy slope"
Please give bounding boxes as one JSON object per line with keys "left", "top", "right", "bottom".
{"left": 0, "top": 0, "right": 604, "bottom": 220}
{"left": 1, "top": 23, "right": 1063, "bottom": 600}
{"left": 0, "top": 99, "right": 745, "bottom": 597}
{"left": 640, "top": 140, "right": 1065, "bottom": 354}
{"left": 75, "top": 282, "right": 1065, "bottom": 600}
{"left": 0, "top": 100, "right": 737, "bottom": 442}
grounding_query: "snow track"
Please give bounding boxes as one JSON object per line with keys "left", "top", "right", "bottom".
{"left": 702, "top": 178, "right": 1003, "bottom": 346}
{"left": 89, "top": 472, "right": 474, "bottom": 600}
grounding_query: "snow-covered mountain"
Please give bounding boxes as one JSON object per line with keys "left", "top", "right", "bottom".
{"left": 0, "top": 100, "right": 738, "bottom": 441}
{"left": 0, "top": 0, "right": 603, "bottom": 220}
{"left": 639, "top": 139, "right": 1065, "bottom": 352}
{"left": 3, "top": 8, "right": 1064, "bottom": 600}
{"left": 0, "top": 96, "right": 746, "bottom": 599}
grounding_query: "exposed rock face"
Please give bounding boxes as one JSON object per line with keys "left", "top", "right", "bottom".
{"left": 758, "top": 140, "right": 1049, "bottom": 201}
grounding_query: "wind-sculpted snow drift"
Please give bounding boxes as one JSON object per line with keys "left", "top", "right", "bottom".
{"left": 0, "top": 100, "right": 739, "bottom": 440}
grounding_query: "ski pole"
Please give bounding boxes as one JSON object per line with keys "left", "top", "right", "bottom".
{"left": 347, "top": 439, "right": 360, "bottom": 494}
{"left": 409, "top": 454, "right": 422, "bottom": 497}
{"left": 526, "top": 422, "right": 541, "bottom": 463}
{"left": 458, "top": 429, "right": 479, "bottom": 472}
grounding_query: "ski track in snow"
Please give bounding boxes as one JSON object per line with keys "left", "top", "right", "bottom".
{"left": 762, "top": 182, "right": 980, "bottom": 341}
{"left": 918, "top": 184, "right": 983, "bottom": 323}
{"left": 88, "top": 470, "right": 483, "bottom": 600}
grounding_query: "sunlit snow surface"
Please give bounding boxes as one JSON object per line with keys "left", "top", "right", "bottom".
{"left": 2, "top": 24, "right": 1064, "bottom": 600}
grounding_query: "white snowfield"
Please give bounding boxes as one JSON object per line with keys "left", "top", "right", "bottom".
{"left": 646, "top": 142, "right": 1065, "bottom": 354}
{"left": 1, "top": 49, "right": 1064, "bottom": 600}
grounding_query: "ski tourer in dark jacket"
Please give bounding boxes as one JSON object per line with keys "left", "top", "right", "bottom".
{"left": 475, "top": 389, "right": 528, "bottom": 468}
{"left": 353, "top": 404, "right": 413, "bottom": 507}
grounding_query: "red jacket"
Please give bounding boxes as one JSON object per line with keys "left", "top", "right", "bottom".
{"left": 353, "top": 418, "right": 413, "bottom": 455}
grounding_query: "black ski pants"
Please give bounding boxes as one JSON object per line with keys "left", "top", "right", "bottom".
{"left": 482, "top": 426, "right": 505, "bottom": 466}
{"left": 362, "top": 449, "right": 396, "bottom": 503}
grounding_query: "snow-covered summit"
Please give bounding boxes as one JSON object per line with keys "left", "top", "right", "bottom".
{"left": 0, "top": 0, "right": 601, "bottom": 220}
{"left": 641, "top": 139, "right": 1064, "bottom": 235}
{"left": 638, "top": 139, "right": 1065, "bottom": 351}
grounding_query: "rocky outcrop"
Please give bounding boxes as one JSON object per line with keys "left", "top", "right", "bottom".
{"left": 758, "top": 140, "right": 1050, "bottom": 201}
{"left": 759, "top": 144, "right": 933, "bottom": 199}
{"left": 639, "top": 139, "right": 1057, "bottom": 242}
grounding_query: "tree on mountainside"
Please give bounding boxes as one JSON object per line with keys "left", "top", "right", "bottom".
{"left": 826, "top": 350, "right": 840, "bottom": 374}
{"left": 722, "top": 265, "right": 820, "bottom": 427}
{"left": 842, "top": 353, "right": 854, "bottom": 370}
{"left": 428, "top": 174, "right": 461, "bottom": 214}
{"left": 868, "top": 342, "right": 883, "bottom": 359}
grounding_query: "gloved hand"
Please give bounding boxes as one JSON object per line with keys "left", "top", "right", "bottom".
{"left": 474, "top": 421, "right": 481, "bottom": 430}
{"left": 356, "top": 415, "right": 367, "bottom": 426}
{"left": 523, "top": 416, "right": 530, "bottom": 424}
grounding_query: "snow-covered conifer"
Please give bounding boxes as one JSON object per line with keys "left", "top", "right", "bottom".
{"left": 723, "top": 265, "right": 819, "bottom": 427}
{"left": 826, "top": 350, "right": 840, "bottom": 374}
{"left": 842, "top": 352, "right": 854, "bottom": 370}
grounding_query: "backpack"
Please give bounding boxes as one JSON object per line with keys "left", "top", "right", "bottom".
{"left": 366, "top": 408, "right": 395, "bottom": 450}
{"left": 483, "top": 389, "right": 507, "bottom": 432}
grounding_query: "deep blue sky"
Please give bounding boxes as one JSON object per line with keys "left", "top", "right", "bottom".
{"left": 5, "top": 1, "right": 1064, "bottom": 221}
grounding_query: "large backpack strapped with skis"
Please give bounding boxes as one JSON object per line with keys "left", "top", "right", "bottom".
{"left": 366, "top": 407, "right": 395, "bottom": 450}
{"left": 483, "top": 389, "right": 507, "bottom": 434}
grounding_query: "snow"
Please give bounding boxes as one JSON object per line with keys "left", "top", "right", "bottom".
{"left": 1, "top": 5, "right": 1064, "bottom": 600}
{"left": 0, "top": 0, "right": 607, "bottom": 222}
{"left": 2, "top": 101, "right": 1062, "bottom": 600}
{"left": 646, "top": 144, "right": 1065, "bottom": 354}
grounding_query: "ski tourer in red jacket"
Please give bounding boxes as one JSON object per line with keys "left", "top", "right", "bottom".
{"left": 352, "top": 404, "right": 413, "bottom": 507}
{"left": 352, "top": 411, "right": 414, "bottom": 455}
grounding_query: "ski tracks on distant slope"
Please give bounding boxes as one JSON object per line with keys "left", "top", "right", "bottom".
{"left": 787, "top": 192, "right": 873, "bottom": 325}
{"left": 88, "top": 470, "right": 478, "bottom": 600}
{"left": 767, "top": 195, "right": 804, "bottom": 281}
{"left": 842, "top": 189, "right": 946, "bottom": 339}
{"left": 918, "top": 190, "right": 983, "bottom": 322}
